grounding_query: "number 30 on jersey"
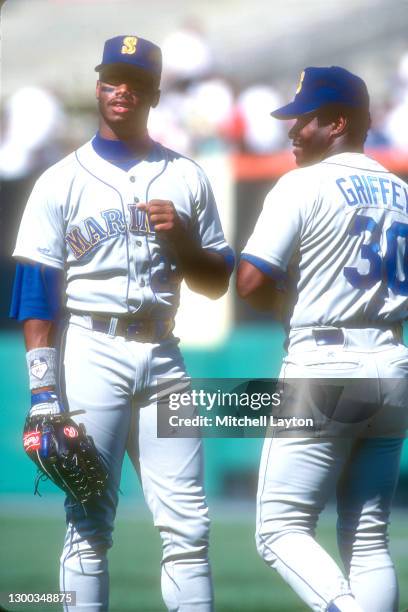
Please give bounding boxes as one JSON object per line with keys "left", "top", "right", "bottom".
{"left": 344, "top": 214, "right": 408, "bottom": 296}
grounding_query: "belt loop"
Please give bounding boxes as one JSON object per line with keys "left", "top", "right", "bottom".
{"left": 108, "top": 316, "right": 119, "bottom": 337}
{"left": 84, "top": 314, "right": 93, "bottom": 329}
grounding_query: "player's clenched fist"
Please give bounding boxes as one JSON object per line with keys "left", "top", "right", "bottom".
{"left": 138, "top": 199, "right": 185, "bottom": 239}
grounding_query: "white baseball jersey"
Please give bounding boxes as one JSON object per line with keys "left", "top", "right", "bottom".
{"left": 13, "top": 139, "right": 231, "bottom": 317}
{"left": 243, "top": 152, "right": 408, "bottom": 328}
{"left": 13, "top": 136, "right": 225, "bottom": 611}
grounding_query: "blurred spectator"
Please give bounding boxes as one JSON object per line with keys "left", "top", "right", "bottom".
{"left": 149, "top": 74, "right": 235, "bottom": 156}
{"left": 161, "top": 19, "right": 214, "bottom": 87}
{"left": 384, "top": 92, "right": 408, "bottom": 151}
{"left": 150, "top": 21, "right": 235, "bottom": 156}
{"left": 0, "top": 86, "right": 66, "bottom": 324}
{"left": 383, "top": 51, "right": 408, "bottom": 151}
{"left": 148, "top": 92, "right": 191, "bottom": 155}
{"left": 236, "top": 85, "right": 286, "bottom": 153}
{"left": 365, "top": 104, "right": 391, "bottom": 148}
{"left": 0, "top": 86, "right": 65, "bottom": 180}
{"left": 183, "top": 76, "right": 235, "bottom": 153}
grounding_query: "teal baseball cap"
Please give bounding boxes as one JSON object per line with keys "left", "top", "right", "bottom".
{"left": 271, "top": 66, "right": 369, "bottom": 119}
{"left": 95, "top": 35, "right": 162, "bottom": 84}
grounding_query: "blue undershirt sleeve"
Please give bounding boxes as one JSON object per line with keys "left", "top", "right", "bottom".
{"left": 9, "top": 262, "right": 63, "bottom": 321}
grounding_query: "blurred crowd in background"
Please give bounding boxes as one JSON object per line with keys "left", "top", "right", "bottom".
{"left": 2, "top": 19, "right": 408, "bottom": 187}
{"left": 1, "top": 19, "right": 408, "bottom": 323}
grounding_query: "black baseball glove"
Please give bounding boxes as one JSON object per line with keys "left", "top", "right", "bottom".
{"left": 23, "top": 391, "right": 108, "bottom": 504}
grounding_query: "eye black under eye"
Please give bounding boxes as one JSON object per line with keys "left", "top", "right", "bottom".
{"left": 100, "top": 75, "right": 151, "bottom": 92}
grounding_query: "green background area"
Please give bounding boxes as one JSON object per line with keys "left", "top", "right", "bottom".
{"left": 0, "top": 504, "right": 407, "bottom": 612}
{"left": 1, "top": 326, "right": 286, "bottom": 499}
{"left": 1, "top": 326, "right": 407, "bottom": 499}
{"left": 1, "top": 328, "right": 408, "bottom": 611}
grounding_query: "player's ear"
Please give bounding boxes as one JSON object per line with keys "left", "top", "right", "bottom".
{"left": 96, "top": 80, "right": 101, "bottom": 100}
{"left": 151, "top": 89, "right": 161, "bottom": 108}
{"left": 331, "top": 114, "right": 348, "bottom": 137}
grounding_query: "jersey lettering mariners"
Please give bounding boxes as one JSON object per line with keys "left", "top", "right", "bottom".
{"left": 243, "top": 152, "right": 408, "bottom": 328}
{"left": 13, "top": 140, "right": 231, "bottom": 317}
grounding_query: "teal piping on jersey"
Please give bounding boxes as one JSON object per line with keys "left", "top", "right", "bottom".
{"left": 74, "top": 148, "right": 135, "bottom": 314}
{"left": 92, "top": 134, "right": 235, "bottom": 270}
{"left": 92, "top": 132, "right": 161, "bottom": 170}
{"left": 143, "top": 142, "right": 170, "bottom": 309}
{"left": 240, "top": 254, "right": 287, "bottom": 282}
{"left": 78, "top": 138, "right": 234, "bottom": 313}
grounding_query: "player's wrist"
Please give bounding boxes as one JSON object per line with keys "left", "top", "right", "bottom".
{"left": 32, "top": 385, "right": 57, "bottom": 394}
{"left": 26, "top": 347, "right": 58, "bottom": 391}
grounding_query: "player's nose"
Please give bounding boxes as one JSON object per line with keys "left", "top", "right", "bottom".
{"left": 288, "top": 121, "right": 298, "bottom": 139}
{"left": 115, "top": 82, "right": 133, "bottom": 93}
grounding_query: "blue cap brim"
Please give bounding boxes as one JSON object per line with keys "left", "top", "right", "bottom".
{"left": 270, "top": 100, "right": 321, "bottom": 119}
{"left": 95, "top": 62, "right": 153, "bottom": 75}
{"left": 95, "top": 62, "right": 160, "bottom": 87}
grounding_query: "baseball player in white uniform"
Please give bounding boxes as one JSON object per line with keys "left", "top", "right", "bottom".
{"left": 237, "top": 66, "right": 408, "bottom": 612}
{"left": 11, "top": 35, "right": 234, "bottom": 611}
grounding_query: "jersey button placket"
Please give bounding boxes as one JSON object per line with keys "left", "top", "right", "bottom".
{"left": 134, "top": 239, "right": 147, "bottom": 289}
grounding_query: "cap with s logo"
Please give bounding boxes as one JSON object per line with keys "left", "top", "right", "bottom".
{"left": 271, "top": 66, "right": 369, "bottom": 119}
{"left": 95, "top": 35, "right": 162, "bottom": 84}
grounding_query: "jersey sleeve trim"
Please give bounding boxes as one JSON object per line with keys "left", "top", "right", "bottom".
{"left": 240, "top": 253, "right": 287, "bottom": 281}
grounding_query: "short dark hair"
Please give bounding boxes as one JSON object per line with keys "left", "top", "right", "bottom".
{"left": 317, "top": 103, "right": 371, "bottom": 145}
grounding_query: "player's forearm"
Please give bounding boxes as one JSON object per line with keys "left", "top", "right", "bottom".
{"left": 238, "top": 282, "right": 285, "bottom": 315}
{"left": 23, "top": 319, "right": 57, "bottom": 350}
{"left": 237, "top": 261, "right": 286, "bottom": 318}
{"left": 175, "top": 238, "right": 230, "bottom": 299}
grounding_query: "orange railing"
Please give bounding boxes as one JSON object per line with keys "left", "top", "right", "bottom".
{"left": 231, "top": 149, "right": 408, "bottom": 181}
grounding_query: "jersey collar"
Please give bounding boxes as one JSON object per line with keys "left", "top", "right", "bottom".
{"left": 92, "top": 132, "right": 160, "bottom": 170}
{"left": 321, "top": 151, "right": 386, "bottom": 172}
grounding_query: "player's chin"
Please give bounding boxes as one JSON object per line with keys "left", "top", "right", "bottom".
{"left": 292, "top": 147, "right": 306, "bottom": 167}
{"left": 292, "top": 147, "right": 314, "bottom": 168}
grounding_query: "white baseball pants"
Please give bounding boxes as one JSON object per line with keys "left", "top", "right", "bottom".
{"left": 256, "top": 327, "right": 408, "bottom": 612}
{"left": 59, "top": 317, "right": 213, "bottom": 611}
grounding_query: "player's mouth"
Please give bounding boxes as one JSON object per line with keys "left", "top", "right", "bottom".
{"left": 110, "top": 99, "right": 134, "bottom": 113}
{"left": 291, "top": 141, "right": 303, "bottom": 157}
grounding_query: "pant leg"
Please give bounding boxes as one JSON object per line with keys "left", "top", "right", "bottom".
{"left": 127, "top": 339, "right": 213, "bottom": 612}
{"left": 336, "top": 344, "right": 408, "bottom": 611}
{"left": 256, "top": 349, "right": 374, "bottom": 611}
{"left": 60, "top": 323, "right": 138, "bottom": 612}
{"left": 337, "top": 437, "right": 404, "bottom": 612}
{"left": 256, "top": 435, "right": 361, "bottom": 612}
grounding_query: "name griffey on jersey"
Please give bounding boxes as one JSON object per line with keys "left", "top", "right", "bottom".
{"left": 336, "top": 174, "right": 408, "bottom": 210}
{"left": 65, "top": 205, "right": 152, "bottom": 260}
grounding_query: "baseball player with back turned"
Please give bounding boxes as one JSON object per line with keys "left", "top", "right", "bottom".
{"left": 11, "top": 35, "right": 234, "bottom": 611}
{"left": 237, "top": 66, "right": 408, "bottom": 612}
